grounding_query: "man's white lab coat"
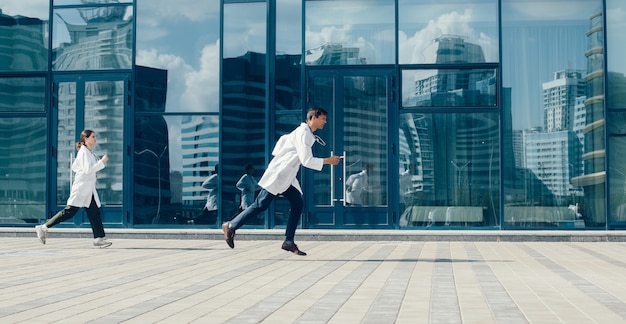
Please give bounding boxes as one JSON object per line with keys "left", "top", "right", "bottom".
{"left": 67, "top": 145, "right": 106, "bottom": 208}
{"left": 258, "top": 123, "right": 324, "bottom": 195}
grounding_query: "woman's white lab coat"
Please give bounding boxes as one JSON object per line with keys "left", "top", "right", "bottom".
{"left": 66, "top": 145, "right": 106, "bottom": 208}
{"left": 258, "top": 123, "right": 324, "bottom": 195}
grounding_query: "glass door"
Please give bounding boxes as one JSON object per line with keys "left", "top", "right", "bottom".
{"left": 305, "top": 69, "right": 393, "bottom": 228}
{"left": 52, "top": 75, "right": 128, "bottom": 226}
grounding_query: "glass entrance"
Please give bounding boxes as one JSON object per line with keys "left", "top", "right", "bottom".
{"left": 52, "top": 75, "right": 127, "bottom": 226}
{"left": 305, "top": 70, "right": 392, "bottom": 228}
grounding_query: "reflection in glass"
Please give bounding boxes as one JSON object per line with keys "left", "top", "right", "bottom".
{"left": 0, "top": 7, "right": 48, "bottom": 71}
{"left": 608, "top": 112, "right": 626, "bottom": 223}
{"left": 398, "top": 0, "right": 498, "bottom": 64}
{"left": 133, "top": 115, "right": 219, "bottom": 225}
{"left": 398, "top": 112, "right": 500, "bottom": 228}
{"left": 84, "top": 80, "right": 124, "bottom": 205}
{"left": 0, "top": 77, "right": 45, "bottom": 112}
{"left": 52, "top": 5, "right": 133, "bottom": 70}
{"left": 305, "top": 0, "right": 394, "bottom": 65}
{"left": 0, "top": 118, "right": 46, "bottom": 224}
{"left": 502, "top": 0, "right": 604, "bottom": 228}
{"left": 343, "top": 76, "right": 387, "bottom": 208}
{"left": 135, "top": 1, "right": 220, "bottom": 113}
{"left": 402, "top": 68, "right": 497, "bottom": 108}
{"left": 221, "top": 1, "right": 267, "bottom": 227}
{"left": 607, "top": 0, "right": 626, "bottom": 108}
{"left": 56, "top": 82, "right": 77, "bottom": 204}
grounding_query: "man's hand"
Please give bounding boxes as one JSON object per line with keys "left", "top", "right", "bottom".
{"left": 324, "top": 156, "right": 341, "bottom": 165}
{"left": 102, "top": 154, "right": 109, "bottom": 163}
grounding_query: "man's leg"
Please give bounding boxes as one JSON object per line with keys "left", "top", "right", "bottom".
{"left": 229, "top": 189, "right": 275, "bottom": 230}
{"left": 281, "top": 186, "right": 303, "bottom": 242}
{"left": 223, "top": 189, "right": 275, "bottom": 248}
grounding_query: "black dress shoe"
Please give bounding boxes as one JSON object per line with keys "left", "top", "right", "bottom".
{"left": 222, "top": 222, "right": 235, "bottom": 248}
{"left": 281, "top": 240, "right": 306, "bottom": 256}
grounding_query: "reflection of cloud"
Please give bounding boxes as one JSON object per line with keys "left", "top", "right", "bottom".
{"left": 182, "top": 40, "right": 220, "bottom": 113}
{"left": 399, "top": 9, "right": 497, "bottom": 64}
{"left": 136, "top": 40, "right": 220, "bottom": 113}
{"left": 0, "top": 0, "right": 49, "bottom": 19}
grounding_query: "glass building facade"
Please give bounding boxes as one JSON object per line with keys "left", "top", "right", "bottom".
{"left": 1, "top": 0, "right": 625, "bottom": 230}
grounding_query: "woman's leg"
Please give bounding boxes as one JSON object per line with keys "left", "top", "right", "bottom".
{"left": 85, "top": 196, "right": 106, "bottom": 238}
{"left": 45, "top": 206, "right": 80, "bottom": 228}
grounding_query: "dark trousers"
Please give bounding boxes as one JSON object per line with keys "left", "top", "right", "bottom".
{"left": 45, "top": 196, "right": 106, "bottom": 238}
{"left": 229, "top": 185, "right": 303, "bottom": 242}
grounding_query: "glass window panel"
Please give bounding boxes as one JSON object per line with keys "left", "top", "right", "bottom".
{"left": 0, "top": 118, "right": 46, "bottom": 224}
{"left": 221, "top": 1, "right": 267, "bottom": 227}
{"left": 133, "top": 115, "right": 219, "bottom": 225}
{"left": 0, "top": 77, "right": 45, "bottom": 112}
{"left": 136, "top": 1, "right": 219, "bottom": 113}
{"left": 84, "top": 80, "right": 124, "bottom": 205}
{"left": 276, "top": 0, "right": 302, "bottom": 112}
{"left": 0, "top": 1, "right": 49, "bottom": 71}
{"left": 52, "top": 5, "right": 133, "bottom": 70}
{"left": 502, "top": 0, "right": 604, "bottom": 228}
{"left": 402, "top": 68, "right": 497, "bottom": 108}
{"left": 305, "top": 0, "right": 394, "bottom": 65}
{"left": 56, "top": 81, "right": 76, "bottom": 204}
{"left": 608, "top": 112, "right": 626, "bottom": 223}
{"left": 607, "top": 0, "right": 626, "bottom": 109}
{"left": 398, "top": 112, "right": 500, "bottom": 228}
{"left": 398, "top": 0, "right": 498, "bottom": 64}
{"left": 53, "top": 0, "right": 132, "bottom": 5}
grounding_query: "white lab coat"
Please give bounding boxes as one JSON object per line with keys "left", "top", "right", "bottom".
{"left": 346, "top": 169, "right": 368, "bottom": 205}
{"left": 258, "top": 123, "right": 324, "bottom": 195}
{"left": 202, "top": 174, "right": 218, "bottom": 211}
{"left": 236, "top": 173, "right": 260, "bottom": 210}
{"left": 66, "top": 145, "right": 106, "bottom": 208}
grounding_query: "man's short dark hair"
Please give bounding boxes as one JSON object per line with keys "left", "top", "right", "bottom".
{"left": 307, "top": 107, "right": 328, "bottom": 120}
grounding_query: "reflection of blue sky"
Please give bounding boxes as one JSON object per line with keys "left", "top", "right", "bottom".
{"left": 502, "top": 0, "right": 601, "bottom": 130}
{"left": 607, "top": 6, "right": 626, "bottom": 74}
{"left": 136, "top": 1, "right": 220, "bottom": 114}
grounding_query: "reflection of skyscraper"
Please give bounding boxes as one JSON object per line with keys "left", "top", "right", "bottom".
{"left": 0, "top": 9, "right": 47, "bottom": 71}
{"left": 542, "top": 70, "right": 585, "bottom": 133}
{"left": 571, "top": 11, "right": 605, "bottom": 224}
{"left": 305, "top": 43, "right": 364, "bottom": 65}
{"left": 181, "top": 116, "right": 219, "bottom": 206}
{"left": 407, "top": 35, "right": 496, "bottom": 107}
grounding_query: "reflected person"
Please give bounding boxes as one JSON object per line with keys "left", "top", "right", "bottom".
{"left": 236, "top": 164, "right": 260, "bottom": 212}
{"left": 197, "top": 164, "right": 218, "bottom": 225}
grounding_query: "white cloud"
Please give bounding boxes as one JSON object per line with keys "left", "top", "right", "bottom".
{"left": 138, "top": 0, "right": 218, "bottom": 23}
{"left": 136, "top": 40, "right": 220, "bottom": 114}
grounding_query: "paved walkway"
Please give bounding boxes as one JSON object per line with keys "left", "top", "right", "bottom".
{"left": 1, "top": 230, "right": 626, "bottom": 323}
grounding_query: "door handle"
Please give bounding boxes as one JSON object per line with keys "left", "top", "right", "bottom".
{"left": 330, "top": 151, "right": 346, "bottom": 206}
{"left": 342, "top": 151, "right": 347, "bottom": 206}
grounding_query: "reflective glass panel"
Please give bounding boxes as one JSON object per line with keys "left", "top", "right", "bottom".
{"left": 608, "top": 112, "right": 626, "bottom": 223}
{"left": 84, "top": 80, "right": 124, "bottom": 205}
{"left": 398, "top": 0, "right": 498, "bottom": 64}
{"left": 0, "top": 0, "right": 48, "bottom": 71}
{"left": 56, "top": 81, "right": 76, "bottom": 204}
{"left": 136, "top": 1, "right": 219, "bottom": 113}
{"left": 402, "top": 69, "right": 497, "bottom": 108}
{"left": 607, "top": 0, "right": 626, "bottom": 109}
{"left": 276, "top": 0, "right": 302, "bottom": 112}
{"left": 502, "top": 0, "right": 604, "bottom": 228}
{"left": 53, "top": 0, "right": 132, "bottom": 5}
{"left": 0, "top": 118, "right": 46, "bottom": 224}
{"left": 0, "top": 77, "right": 45, "bottom": 112}
{"left": 133, "top": 115, "right": 219, "bottom": 225}
{"left": 398, "top": 112, "right": 500, "bottom": 228}
{"left": 52, "top": 5, "right": 133, "bottom": 70}
{"left": 221, "top": 1, "right": 267, "bottom": 227}
{"left": 305, "top": 0, "right": 394, "bottom": 65}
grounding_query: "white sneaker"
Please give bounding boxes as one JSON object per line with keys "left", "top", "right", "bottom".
{"left": 35, "top": 225, "right": 47, "bottom": 244}
{"left": 93, "top": 237, "right": 112, "bottom": 248}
